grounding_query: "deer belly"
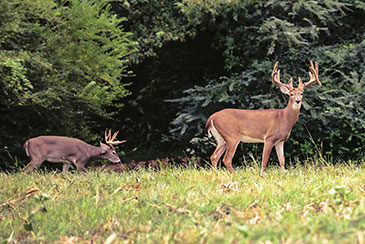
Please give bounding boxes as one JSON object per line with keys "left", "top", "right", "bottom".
{"left": 46, "top": 157, "right": 72, "bottom": 164}
{"left": 240, "top": 135, "right": 264, "bottom": 143}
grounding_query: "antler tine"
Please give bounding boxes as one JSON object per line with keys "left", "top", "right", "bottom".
{"left": 272, "top": 61, "right": 279, "bottom": 85}
{"left": 310, "top": 60, "right": 319, "bottom": 74}
{"left": 272, "top": 61, "right": 291, "bottom": 90}
{"left": 110, "top": 139, "right": 127, "bottom": 145}
{"left": 111, "top": 131, "right": 119, "bottom": 142}
{"left": 304, "top": 60, "right": 322, "bottom": 87}
{"left": 298, "top": 76, "right": 303, "bottom": 87}
{"left": 104, "top": 129, "right": 127, "bottom": 146}
{"left": 314, "top": 61, "right": 318, "bottom": 75}
{"left": 104, "top": 130, "right": 108, "bottom": 143}
{"left": 104, "top": 129, "right": 113, "bottom": 143}
{"left": 288, "top": 77, "right": 293, "bottom": 89}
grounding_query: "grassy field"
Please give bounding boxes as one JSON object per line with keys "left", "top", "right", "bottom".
{"left": 1, "top": 159, "right": 364, "bottom": 243}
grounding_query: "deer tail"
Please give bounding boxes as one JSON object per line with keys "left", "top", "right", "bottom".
{"left": 24, "top": 140, "right": 30, "bottom": 157}
{"left": 205, "top": 118, "right": 213, "bottom": 138}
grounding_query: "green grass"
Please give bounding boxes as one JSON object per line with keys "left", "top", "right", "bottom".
{"left": 1, "top": 160, "right": 364, "bottom": 243}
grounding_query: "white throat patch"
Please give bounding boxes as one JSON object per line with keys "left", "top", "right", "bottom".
{"left": 292, "top": 103, "right": 301, "bottom": 110}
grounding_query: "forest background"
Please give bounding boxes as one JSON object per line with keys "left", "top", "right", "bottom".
{"left": 0, "top": 0, "right": 364, "bottom": 170}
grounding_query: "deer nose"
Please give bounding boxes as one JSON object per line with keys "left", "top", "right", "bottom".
{"left": 295, "top": 99, "right": 301, "bottom": 104}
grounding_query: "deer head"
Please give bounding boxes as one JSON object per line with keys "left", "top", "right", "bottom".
{"left": 272, "top": 60, "right": 322, "bottom": 110}
{"left": 100, "top": 130, "right": 127, "bottom": 162}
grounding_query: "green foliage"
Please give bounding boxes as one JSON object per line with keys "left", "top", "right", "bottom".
{"left": 1, "top": 0, "right": 364, "bottom": 166}
{"left": 102, "top": 0, "right": 364, "bottom": 161}
{"left": 167, "top": 0, "right": 365, "bottom": 160}
{"left": 0, "top": 162, "right": 364, "bottom": 242}
{"left": 0, "top": 57, "right": 33, "bottom": 104}
{"left": 0, "top": 0, "right": 135, "bottom": 166}
{"left": 23, "top": 193, "right": 52, "bottom": 232}
{"left": 119, "top": 0, "right": 195, "bottom": 61}
{"left": 1, "top": 0, "right": 134, "bottom": 110}
{"left": 112, "top": 0, "right": 227, "bottom": 154}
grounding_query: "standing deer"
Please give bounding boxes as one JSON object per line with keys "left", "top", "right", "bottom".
{"left": 22, "top": 130, "right": 126, "bottom": 173}
{"left": 205, "top": 61, "right": 322, "bottom": 176}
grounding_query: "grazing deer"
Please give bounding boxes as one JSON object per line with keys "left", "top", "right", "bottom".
{"left": 22, "top": 130, "right": 126, "bottom": 173}
{"left": 205, "top": 61, "right": 322, "bottom": 176}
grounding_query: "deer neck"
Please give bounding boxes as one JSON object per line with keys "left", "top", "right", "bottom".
{"left": 88, "top": 144, "right": 103, "bottom": 160}
{"left": 283, "top": 99, "right": 301, "bottom": 127}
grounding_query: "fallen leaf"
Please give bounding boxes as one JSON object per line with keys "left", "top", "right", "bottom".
{"left": 59, "top": 236, "right": 82, "bottom": 243}
{"left": 245, "top": 200, "right": 259, "bottom": 211}
{"left": 126, "top": 227, "right": 138, "bottom": 235}
{"left": 112, "top": 187, "right": 123, "bottom": 194}
{"left": 221, "top": 181, "right": 238, "bottom": 192}
{"left": 358, "top": 231, "right": 364, "bottom": 244}
{"left": 134, "top": 182, "right": 142, "bottom": 190}
{"left": 0, "top": 186, "right": 40, "bottom": 207}
{"left": 112, "top": 179, "right": 142, "bottom": 194}
{"left": 52, "top": 176, "right": 65, "bottom": 182}
{"left": 166, "top": 204, "right": 190, "bottom": 215}
{"left": 360, "top": 185, "right": 365, "bottom": 194}
{"left": 274, "top": 181, "right": 288, "bottom": 190}
{"left": 303, "top": 201, "right": 329, "bottom": 213}
{"left": 121, "top": 196, "right": 139, "bottom": 202}
{"left": 249, "top": 215, "right": 261, "bottom": 225}
{"left": 104, "top": 233, "right": 117, "bottom": 244}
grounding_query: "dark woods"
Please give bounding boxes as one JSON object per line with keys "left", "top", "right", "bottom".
{"left": 1, "top": 0, "right": 364, "bottom": 170}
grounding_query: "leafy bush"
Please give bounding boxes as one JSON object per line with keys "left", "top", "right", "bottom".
{"left": 167, "top": 0, "right": 365, "bottom": 161}
{"left": 1, "top": 0, "right": 364, "bottom": 168}
{"left": 0, "top": 0, "right": 135, "bottom": 167}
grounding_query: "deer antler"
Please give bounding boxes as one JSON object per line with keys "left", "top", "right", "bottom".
{"left": 104, "top": 129, "right": 127, "bottom": 149}
{"left": 302, "top": 60, "right": 322, "bottom": 88}
{"left": 272, "top": 61, "right": 293, "bottom": 90}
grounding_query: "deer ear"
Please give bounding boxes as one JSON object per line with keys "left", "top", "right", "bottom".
{"left": 100, "top": 141, "right": 109, "bottom": 149}
{"left": 99, "top": 142, "right": 107, "bottom": 154}
{"left": 280, "top": 85, "right": 290, "bottom": 95}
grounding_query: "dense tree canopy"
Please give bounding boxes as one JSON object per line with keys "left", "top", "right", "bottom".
{"left": 0, "top": 0, "right": 135, "bottom": 168}
{"left": 117, "top": 0, "right": 364, "bottom": 162}
{"left": 0, "top": 0, "right": 364, "bottom": 169}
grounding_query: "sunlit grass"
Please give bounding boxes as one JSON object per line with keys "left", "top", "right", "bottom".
{"left": 0, "top": 159, "right": 364, "bottom": 243}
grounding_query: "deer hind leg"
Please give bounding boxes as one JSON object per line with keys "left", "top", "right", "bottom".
{"left": 275, "top": 141, "right": 285, "bottom": 170}
{"left": 222, "top": 140, "right": 239, "bottom": 174}
{"left": 208, "top": 122, "right": 227, "bottom": 169}
{"left": 260, "top": 141, "right": 274, "bottom": 176}
{"left": 210, "top": 142, "right": 226, "bottom": 169}
{"left": 22, "top": 159, "right": 44, "bottom": 173}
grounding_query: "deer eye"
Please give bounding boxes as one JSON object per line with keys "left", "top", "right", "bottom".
{"left": 300, "top": 93, "right": 303, "bottom": 95}
{"left": 290, "top": 94, "right": 294, "bottom": 97}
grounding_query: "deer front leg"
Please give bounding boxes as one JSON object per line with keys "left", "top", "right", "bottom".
{"left": 275, "top": 141, "right": 285, "bottom": 170}
{"left": 22, "top": 159, "right": 44, "bottom": 173}
{"left": 210, "top": 142, "right": 226, "bottom": 169}
{"left": 74, "top": 160, "right": 87, "bottom": 173}
{"left": 62, "top": 164, "right": 71, "bottom": 172}
{"left": 260, "top": 141, "right": 274, "bottom": 176}
{"left": 222, "top": 140, "right": 239, "bottom": 174}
